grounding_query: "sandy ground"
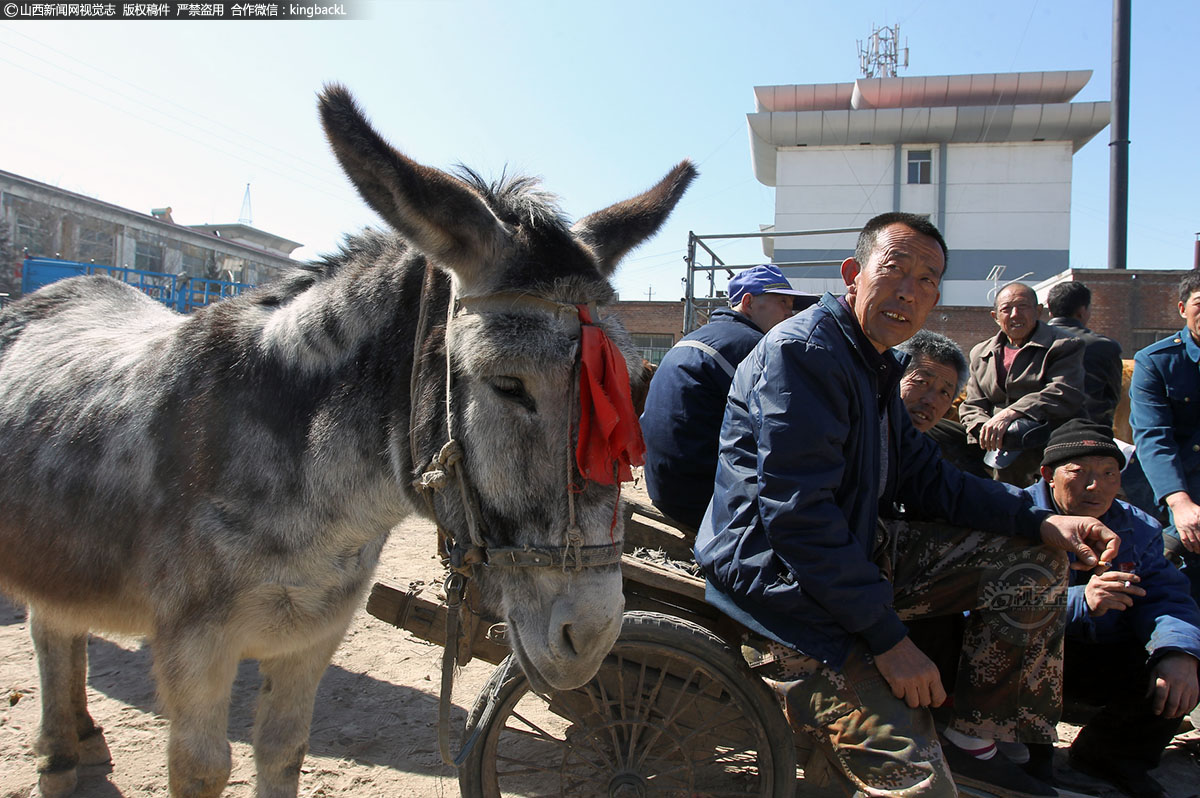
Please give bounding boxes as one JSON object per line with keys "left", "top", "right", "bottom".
{"left": 0, "top": 515, "right": 496, "bottom": 798}
{"left": 3, "top": 510, "right": 1200, "bottom": 797}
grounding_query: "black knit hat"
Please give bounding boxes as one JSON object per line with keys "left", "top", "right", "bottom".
{"left": 1040, "top": 418, "right": 1126, "bottom": 470}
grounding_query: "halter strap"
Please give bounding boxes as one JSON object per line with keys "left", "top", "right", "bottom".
{"left": 409, "top": 279, "right": 623, "bottom": 569}
{"left": 406, "top": 266, "right": 626, "bottom": 769}
{"left": 455, "top": 291, "right": 597, "bottom": 337}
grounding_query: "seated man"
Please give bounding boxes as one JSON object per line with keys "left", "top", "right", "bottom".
{"left": 640, "top": 264, "right": 806, "bottom": 529}
{"left": 959, "top": 282, "right": 1085, "bottom": 486}
{"left": 1027, "top": 419, "right": 1200, "bottom": 798}
{"left": 695, "top": 212, "right": 1118, "bottom": 798}
{"left": 1046, "top": 281, "right": 1123, "bottom": 427}
{"left": 897, "top": 330, "right": 989, "bottom": 479}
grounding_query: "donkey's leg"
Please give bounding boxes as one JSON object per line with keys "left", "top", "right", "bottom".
{"left": 154, "top": 631, "right": 239, "bottom": 798}
{"left": 68, "top": 635, "right": 111, "bottom": 768}
{"left": 252, "top": 633, "right": 342, "bottom": 798}
{"left": 30, "top": 609, "right": 85, "bottom": 798}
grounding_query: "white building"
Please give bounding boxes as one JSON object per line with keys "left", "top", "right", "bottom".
{"left": 748, "top": 70, "right": 1109, "bottom": 305}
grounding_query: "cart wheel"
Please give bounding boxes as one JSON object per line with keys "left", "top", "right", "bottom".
{"left": 459, "top": 611, "right": 797, "bottom": 797}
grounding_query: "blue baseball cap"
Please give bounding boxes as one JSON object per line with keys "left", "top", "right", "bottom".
{"left": 728, "top": 264, "right": 807, "bottom": 305}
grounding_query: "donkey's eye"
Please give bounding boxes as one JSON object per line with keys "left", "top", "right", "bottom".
{"left": 489, "top": 377, "right": 536, "bottom": 413}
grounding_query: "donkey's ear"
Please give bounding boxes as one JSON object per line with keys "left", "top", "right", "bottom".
{"left": 572, "top": 161, "right": 697, "bottom": 277}
{"left": 318, "top": 84, "right": 507, "bottom": 281}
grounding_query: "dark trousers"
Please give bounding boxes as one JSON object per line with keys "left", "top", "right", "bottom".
{"left": 1065, "top": 639, "right": 1184, "bottom": 768}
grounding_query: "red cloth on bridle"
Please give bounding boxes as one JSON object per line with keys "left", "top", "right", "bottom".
{"left": 575, "top": 305, "right": 645, "bottom": 485}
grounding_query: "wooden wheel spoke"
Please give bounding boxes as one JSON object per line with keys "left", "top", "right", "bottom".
{"left": 674, "top": 702, "right": 746, "bottom": 745}
{"left": 592, "top": 664, "right": 627, "bottom": 767}
{"left": 627, "top": 662, "right": 694, "bottom": 769}
{"left": 632, "top": 666, "right": 725, "bottom": 773}
{"left": 505, "top": 709, "right": 562, "bottom": 743}
{"left": 494, "top": 751, "right": 608, "bottom": 777}
{"left": 516, "top": 690, "right": 622, "bottom": 771}
{"left": 687, "top": 744, "right": 762, "bottom": 769}
{"left": 493, "top": 758, "right": 562, "bottom": 777}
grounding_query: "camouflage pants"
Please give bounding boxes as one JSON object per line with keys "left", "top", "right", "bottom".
{"left": 746, "top": 519, "right": 1068, "bottom": 797}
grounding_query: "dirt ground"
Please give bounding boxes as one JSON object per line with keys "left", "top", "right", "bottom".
{"left": 3, "top": 511, "right": 1200, "bottom": 797}
{"left": 0, "top": 515, "right": 496, "bottom": 798}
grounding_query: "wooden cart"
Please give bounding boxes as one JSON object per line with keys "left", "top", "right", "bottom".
{"left": 366, "top": 495, "right": 1084, "bottom": 798}
{"left": 366, "top": 494, "right": 828, "bottom": 797}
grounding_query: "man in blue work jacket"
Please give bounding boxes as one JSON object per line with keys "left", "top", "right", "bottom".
{"left": 640, "top": 264, "right": 808, "bottom": 530}
{"left": 695, "top": 212, "right": 1120, "bottom": 798}
{"left": 1131, "top": 271, "right": 1200, "bottom": 601}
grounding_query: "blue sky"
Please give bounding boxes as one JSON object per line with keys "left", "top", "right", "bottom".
{"left": 1, "top": 0, "right": 1196, "bottom": 302}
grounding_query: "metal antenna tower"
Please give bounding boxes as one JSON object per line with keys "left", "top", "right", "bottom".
{"left": 857, "top": 24, "right": 909, "bottom": 78}
{"left": 238, "top": 183, "right": 253, "bottom": 226}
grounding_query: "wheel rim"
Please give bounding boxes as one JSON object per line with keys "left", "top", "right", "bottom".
{"left": 480, "top": 639, "right": 777, "bottom": 796}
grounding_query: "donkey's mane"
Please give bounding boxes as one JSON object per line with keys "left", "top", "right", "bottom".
{"left": 452, "top": 166, "right": 570, "bottom": 231}
{"left": 253, "top": 167, "right": 615, "bottom": 309}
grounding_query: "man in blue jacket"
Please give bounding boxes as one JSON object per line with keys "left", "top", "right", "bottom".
{"left": 640, "top": 264, "right": 807, "bottom": 529}
{"left": 695, "top": 212, "right": 1119, "bottom": 798}
{"left": 1027, "top": 419, "right": 1200, "bottom": 798}
{"left": 1131, "top": 271, "right": 1200, "bottom": 600}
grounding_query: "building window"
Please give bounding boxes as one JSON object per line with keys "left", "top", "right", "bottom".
{"left": 78, "top": 227, "right": 114, "bottom": 265}
{"left": 631, "top": 333, "right": 675, "bottom": 366}
{"left": 15, "top": 213, "right": 52, "bottom": 256}
{"left": 907, "top": 150, "right": 932, "bottom": 184}
{"left": 180, "top": 252, "right": 205, "bottom": 276}
{"left": 134, "top": 240, "right": 163, "bottom": 273}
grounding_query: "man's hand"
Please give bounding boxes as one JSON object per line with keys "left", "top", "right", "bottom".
{"left": 1147, "top": 653, "right": 1200, "bottom": 718}
{"left": 1084, "top": 571, "right": 1144, "bottom": 616}
{"left": 1039, "top": 515, "right": 1121, "bottom": 570}
{"left": 874, "top": 636, "right": 946, "bottom": 709}
{"left": 978, "top": 408, "right": 1021, "bottom": 451}
{"left": 1166, "top": 493, "right": 1200, "bottom": 553}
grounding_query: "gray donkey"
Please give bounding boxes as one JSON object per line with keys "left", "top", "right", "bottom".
{"left": 0, "top": 85, "right": 696, "bottom": 798}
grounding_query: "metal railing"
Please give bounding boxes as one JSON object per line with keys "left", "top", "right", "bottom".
{"left": 20, "top": 257, "right": 253, "bottom": 313}
{"left": 683, "top": 228, "right": 858, "bottom": 333}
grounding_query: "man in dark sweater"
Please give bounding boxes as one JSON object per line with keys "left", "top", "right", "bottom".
{"left": 639, "top": 264, "right": 809, "bottom": 529}
{"left": 1047, "top": 281, "right": 1123, "bottom": 427}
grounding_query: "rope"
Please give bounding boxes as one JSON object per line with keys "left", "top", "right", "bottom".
{"left": 438, "top": 572, "right": 465, "bottom": 766}
{"left": 444, "top": 280, "right": 456, "bottom": 441}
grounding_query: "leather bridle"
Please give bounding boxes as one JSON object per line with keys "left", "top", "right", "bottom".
{"left": 405, "top": 264, "right": 624, "bottom": 765}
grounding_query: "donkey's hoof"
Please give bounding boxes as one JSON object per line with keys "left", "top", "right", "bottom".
{"left": 78, "top": 729, "right": 112, "bottom": 767}
{"left": 36, "top": 767, "right": 78, "bottom": 798}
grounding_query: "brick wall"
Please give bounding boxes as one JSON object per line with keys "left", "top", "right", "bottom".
{"left": 1053, "top": 269, "right": 1189, "bottom": 354}
{"left": 922, "top": 306, "right": 998, "bottom": 356}
{"left": 608, "top": 300, "right": 687, "bottom": 341}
